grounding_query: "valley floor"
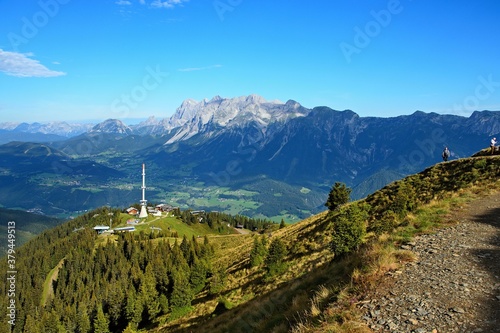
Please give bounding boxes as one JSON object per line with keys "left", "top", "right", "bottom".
{"left": 359, "top": 191, "right": 500, "bottom": 332}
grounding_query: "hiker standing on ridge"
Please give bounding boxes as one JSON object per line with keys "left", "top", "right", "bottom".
{"left": 491, "top": 137, "right": 497, "bottom": 155}
{"left": 442, "top": 147, "right": 450, "bottom": 161}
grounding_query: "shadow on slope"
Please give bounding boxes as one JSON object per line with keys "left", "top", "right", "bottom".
{"left": 168, "top": 253, "right": 356, "bottom": 333}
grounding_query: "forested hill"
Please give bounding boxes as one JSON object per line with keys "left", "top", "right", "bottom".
{"left": 0, "top": 207, "right": 276, "bottom": 333}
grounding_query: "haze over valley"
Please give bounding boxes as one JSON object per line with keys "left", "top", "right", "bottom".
{"left": 1, "top": 95, "right": 499, "bottom": 221}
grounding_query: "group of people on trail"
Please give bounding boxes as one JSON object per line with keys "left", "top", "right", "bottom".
{"left": 441, "top": 137, "right": 497, "bottom": 162}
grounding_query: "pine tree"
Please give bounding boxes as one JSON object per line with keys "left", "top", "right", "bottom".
{"left": 125, "top": 287, "right": 142, "bottom": 326}
{"left": 325, "top": 182, "right": 351, "bottom": 211}
{"left": 329, "top": 203, "right": 368, "bottom": 257}
{"left": 249, "top": 236, "right": 267, "bottom": 267}
{"left": 76, "top": 302, "right": 91, "bottom": 333}
{"left": 264, "top": 238, "right": 288, "bottom": 276}
{"left": 208, "top": 263, "right": 227, "bottom": 296}
{"left": 93, "top": 304, "right": 110, "bottom": 333}
{"left": 140, "top": 264, "right": 161, "bottom": 322}
{"left": 170, "top": 267, "right": 194, "bottom": 309}
{"left": 190, "top": 258, "right": 208, "bottom": 294}
{"left": 22, "top": 314, "right": 40, "bottom": 333}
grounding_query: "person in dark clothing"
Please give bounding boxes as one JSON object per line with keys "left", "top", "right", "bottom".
{"left": 442, "top": 147, "right": 450, "bottom": 161}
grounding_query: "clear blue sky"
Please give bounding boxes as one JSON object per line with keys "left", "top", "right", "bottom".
{"left": 1, "top": 0, "right": 499, "bottom": 123}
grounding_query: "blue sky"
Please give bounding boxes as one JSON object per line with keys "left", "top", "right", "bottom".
{"left": 0, "top": 0, "right": 499, "bottom": 123}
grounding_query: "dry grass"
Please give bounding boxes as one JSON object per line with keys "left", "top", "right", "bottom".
{"left": 156, "top": 156, "right": 500, "bottom": 333}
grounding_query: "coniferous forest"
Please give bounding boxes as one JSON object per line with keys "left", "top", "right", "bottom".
{"left": 0, "top": 207, "right": 275, "bottom": 333}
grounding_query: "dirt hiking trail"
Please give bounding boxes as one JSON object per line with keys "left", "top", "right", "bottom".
{"left": 359, "top": 191, "right": 500, "bottom": 333}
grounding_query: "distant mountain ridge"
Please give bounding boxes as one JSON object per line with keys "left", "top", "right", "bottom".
{"left": 4, "top": 96, "right": 499, "bottom": 141}
{"left": 1, "top": 95, "right": 499, "bottom": 219}
{"left": 0, "top": 121, "right": 93, "bottom": 144}
{"left": 0, "top": 95, "right": 311, "bottom": 139}
{"left": 0, "top": 121, "right": 93, "bottom": 137}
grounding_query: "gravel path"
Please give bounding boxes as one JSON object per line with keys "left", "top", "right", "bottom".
{"left": 359, "top": 192, "right": 500, "bottom": 333}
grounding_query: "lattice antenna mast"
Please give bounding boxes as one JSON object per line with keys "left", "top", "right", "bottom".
{"left": 139, "top": 163, "right": 148, "bottom": 218}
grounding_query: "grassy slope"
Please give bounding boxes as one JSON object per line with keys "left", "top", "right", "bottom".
{"left": 155, "top": 154, "right": 500, "bottom": 332}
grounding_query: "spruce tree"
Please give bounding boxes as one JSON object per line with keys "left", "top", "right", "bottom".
{"left": 329, "top": 203, "right": 368, "bottom": 257}
{"left": 22, "top": 314, "right": 40, "bottom": 333}
{"left": 40, "top": 309, "right": 65, "bottom": 333}
{"left": 159, "top": 294, "right": 169, "bottom": 315}
{"left": 76, "top": 302, "right": 91, "bottom": 333}
{"left": 106, "top": 282, "right": 125, "bottom": 330}
{"left": 264, "top": 238, "right": 287, "bottom": 276}
{"left": 249, "top": 236, "right": 267, "bottom": 267}
{"left": 170, "top": 267, "right": 194, "bottom": 309}
{"left": 93, "top": 304, "right": 110, "bottom": 333}
{"left": 62, "top": 304, "right": 77, "bottom": 332}
{"left": 140, "top": 264, "right": 161, "bottom": 322}
{"left": 125, "top": 286, "right": 142, "bottom": 326}
{"left": 208, "top": 264, "right": 227, "bottom": 296}
{"left": 325, "top": 182, "right": 351, "bottom": 211}
{"left": 190, "top": 258, "right": 208, "bottom": 294}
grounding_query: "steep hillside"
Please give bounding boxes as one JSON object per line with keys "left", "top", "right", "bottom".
{"left": 154, "top": 154, "right": 500, "bottom": 332}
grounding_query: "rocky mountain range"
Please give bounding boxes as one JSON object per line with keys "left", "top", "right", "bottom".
{"left": 1, "top": 95, "right": 499, "bottom": 219}
{"left": 0, "top": 121, "right": 93, "bottom": 138}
